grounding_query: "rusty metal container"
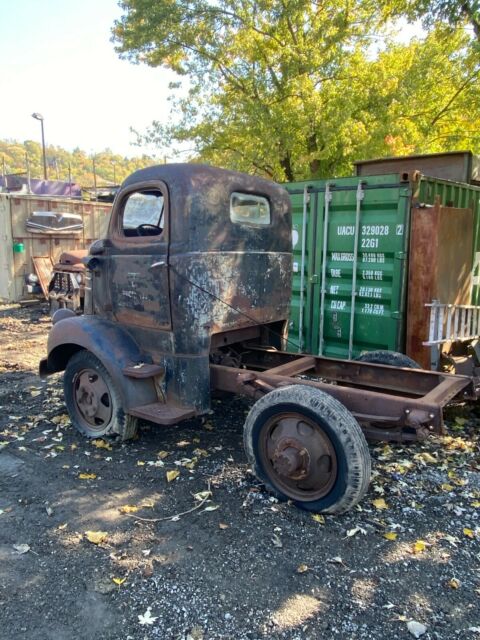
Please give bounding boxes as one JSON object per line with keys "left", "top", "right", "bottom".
{"left": 354, "top": 151, "right": 480, "bottom": 185}
{"left": 406, "top": 200, "right": 474, "bottom": 368}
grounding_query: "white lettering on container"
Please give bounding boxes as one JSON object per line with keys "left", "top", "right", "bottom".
{"left": 337, "top": 225, "right": 355, "bottom": 236}
{"left": 362, "top": 303, "right": 385, "bottom": 315}
{"left": 362, "top": 269, "right": 383, "bottom": 280}
{"left": 361, "top": 238, "right": 379, "bottom": 249}
{"left": 330, "top": 268, "right": 341, "bottom": 278}
{"left": 362, "top": 253, "right": 385, "bottom": 263}
{"left": 361, "top": 224, "right": 389, "bottom": 236}
{"left": 332, "top": 252, "right": 354, "bottom": 262}
{"left": 359, "top": 286, "right": 382, "bottom": 299}
{"left": 330, "top": 285, "right": 339, "bottom": 295}
{"left": 331, "top": 300, "right": 346, "bottom": 310}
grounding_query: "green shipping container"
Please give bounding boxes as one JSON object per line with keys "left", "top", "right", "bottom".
{"left": 285, "top": 173, "right": 480, "bottom": 359}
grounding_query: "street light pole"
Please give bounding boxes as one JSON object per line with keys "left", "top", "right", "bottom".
{"left": 31, "top": 112, "right": 47, "bottom": 180}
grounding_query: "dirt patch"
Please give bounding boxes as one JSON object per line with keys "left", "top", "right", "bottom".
{"left": 0, "top": 304, "right": 479, "bottom": 640}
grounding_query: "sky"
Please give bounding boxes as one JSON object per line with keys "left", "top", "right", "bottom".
{"left": 0, "top": 1, "right": 424, "bottom": 159}
{"left": 0, "top": 0, "right": 176, "bottom": 157}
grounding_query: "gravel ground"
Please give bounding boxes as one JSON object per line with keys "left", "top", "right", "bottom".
{"left": 0, "top": 303, "right": 479, "bottom": 640}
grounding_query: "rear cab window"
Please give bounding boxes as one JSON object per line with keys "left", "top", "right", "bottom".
{"left": 230, "top": 192, "right": 271, "bottom": 226}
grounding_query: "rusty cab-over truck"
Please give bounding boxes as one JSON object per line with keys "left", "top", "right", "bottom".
{"left": 40, "top": 164, "right": 478, "bottom": 514}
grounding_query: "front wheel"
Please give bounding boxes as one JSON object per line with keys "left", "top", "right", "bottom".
{"left": 64, "top": 350, "right": 138, "bottom": 440}
{"left": 243, "top": 385, "right": 371, "bottom": 514}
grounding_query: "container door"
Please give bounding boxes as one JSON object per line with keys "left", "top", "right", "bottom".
{"left": 416, "top": 175, "right": 480, "bottom": 305}
{"left": 287, "top": 183, "right": 321, "bottom": 353}
{"left": 287, "top": 175, "right": 412, "bottom": 359}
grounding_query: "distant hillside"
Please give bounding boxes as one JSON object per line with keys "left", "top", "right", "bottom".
{"left": 0, "top": 139, "right": 158, "bottom": 187}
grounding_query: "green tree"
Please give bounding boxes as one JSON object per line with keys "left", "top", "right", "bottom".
{"left": 113, "top": 0, "right": 480, "bottom": 181}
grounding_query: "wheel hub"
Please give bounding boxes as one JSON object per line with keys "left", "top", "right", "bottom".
{"left": 260, "top": 412, "right": 338, "bottom": 502}
{"left": 272, "top": 439, "right": 310, "bottom": 479}
{"left": 73, "top": 368, "right": 113, "bottom": 429}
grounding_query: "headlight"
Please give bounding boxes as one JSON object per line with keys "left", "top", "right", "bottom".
{"left": 75, "top": 273, "right": 84, "bottom": 284}
{"left": 27, "top": 273, "right": 39, "bottom": 284}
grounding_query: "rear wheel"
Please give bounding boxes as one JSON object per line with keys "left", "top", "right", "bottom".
{"left": 243, "top": 385, "right": 371, "bottom": 514}
{"left": 355, "top": 350, "right": 421, "bottom": 369}
{"left": 64, "top": 350, "right": 138, "bottom": 440}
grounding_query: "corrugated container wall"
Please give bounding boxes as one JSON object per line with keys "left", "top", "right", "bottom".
{"left": 0, "top": 193, "right": 112, "bottom": 302}
{"left": 285, "top": 173, "right": 480, "bottom": 360}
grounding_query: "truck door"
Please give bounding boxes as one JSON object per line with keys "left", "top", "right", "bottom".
{"left": 108, "top": 181, "right": 171, "bottom": 330}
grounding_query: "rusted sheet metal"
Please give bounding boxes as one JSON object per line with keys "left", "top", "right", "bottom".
{"left": 32, "top": 256, "right": 53, "bottom": 299}
{"left": 406, "top": 200, "right": 474, "bottom": 368}
{"left": 354, "top": 151, "right": 478, "bottom": 184}
{"left": 211, "top": 352, "right": 475, "bottom": 441}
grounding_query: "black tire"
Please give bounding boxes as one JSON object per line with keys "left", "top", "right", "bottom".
{"left": 355, "top": 350, "right": 421, "bottom": 369}
{"left": 64, "top": 350, "right": 138, "bottom": 440}
{"left": 243, "top": 385, "right": 371, "bottom": 514}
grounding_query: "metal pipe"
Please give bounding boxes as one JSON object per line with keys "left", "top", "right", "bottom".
{"left": 318, "top": 183, "right": 332, "bottom": 355}
{"left": 348, "top": 181, "right": 364, "bottom": 359}
{"left": 298, "top": 186, "right": 308, "bottom": 352}
{"left": 31, "top": 113, "right": 47, "bottom": 180}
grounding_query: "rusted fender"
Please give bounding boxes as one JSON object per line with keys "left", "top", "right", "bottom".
{"left": 39, "top": 315, "right": 157, "bottom": 410}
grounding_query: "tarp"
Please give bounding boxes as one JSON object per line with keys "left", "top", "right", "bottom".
{"left": 0, "top": 175, "right": 82, "bottom": 198}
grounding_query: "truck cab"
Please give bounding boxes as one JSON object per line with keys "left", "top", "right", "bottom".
{"left": 41, "top": 164, "right": 292, "bottom": 434}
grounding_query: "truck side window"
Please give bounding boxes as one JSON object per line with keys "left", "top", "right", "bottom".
{"left": 230, "top": 192, "right": 270, "bottom": 226}
{"left": 122, "top": 191, "right": 164, "bottom": 237}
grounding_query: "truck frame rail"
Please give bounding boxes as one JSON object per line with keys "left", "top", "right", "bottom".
{"left": 211, "top": 348, "right": 478, "bottom": 442}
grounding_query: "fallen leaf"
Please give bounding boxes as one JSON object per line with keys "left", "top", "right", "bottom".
{"left": 166, "top": 470, "right": 180, "bottom": 483}
{"left": 157, "top": 450, "right": 169, "bottom": 459}
{"left": 119, "top": 505, "right": 139, "bottom": 514}
{"left": 407, "top": 620, "right": 427, "bottom": 638}
{"left": 85, "top": 531, "right": 108, "bottom": 545}
{"left": 137, "top": 461, "right": 145, "bottom": 466}
{"left": 176, "top": 440, "right": 190, "bottom": 447}
{"left": 218, "top": 523, "right": 229, "bottom": 530}
{"left": 311, "top": 514, "right": 325, "bottom": 524}
{"left": 383, "top": 532, "right": 398, "bottom": 541}
{"left": 412, "top": 540, "right": 427, "bottom": 554}
{"left": 13, "top": 544, "right": 30, "bottom": 554}
{"left": 472, "top": 501, "right": 480, "bottom": 508}
{"left": 138, "top": 607, "right": 158, "bottom": 626}
{"left": 463, "top": 528, "right": 475, "bottom": 538}
{"left": 78, "top": 473, "right": 96, "bottom": 480}
{"left": 296, "top": 563, "right": 309, "bottom": 573}
{"left": 448, "top": 578, "right": 461, "bottom": 589}
{"left": 92, "top": 439, "right": 112, "bottom": 451}
{"left": 203, "top": 505, "right": 219, "bottom": 512}
{"left": 327, "top": 556, "right": 346, "bottom": 566}
{"left": 372, "top": 498, "right": 389, "bottom": 510}
{"left": 194, "top": 490, "right": 212, "bottom": 501}
{"left": 57, "top": 523, "right": 68, "bottom": 530}
{"left": 112, "top": 577, "right": 126, "bottom": 585}
{"left": 345, "top": 526, "right": 367, "bottom": 538}
{"left": 414, "top": 452, "right": 437, "bottom": 464}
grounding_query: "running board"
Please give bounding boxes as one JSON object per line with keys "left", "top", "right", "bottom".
{"left": 128, "top": 403, "right": 196, "bottom": 425}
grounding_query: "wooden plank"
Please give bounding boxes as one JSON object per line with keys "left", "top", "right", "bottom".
{"left": 32, "top": 255, "right": 53, "bottom": 299}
